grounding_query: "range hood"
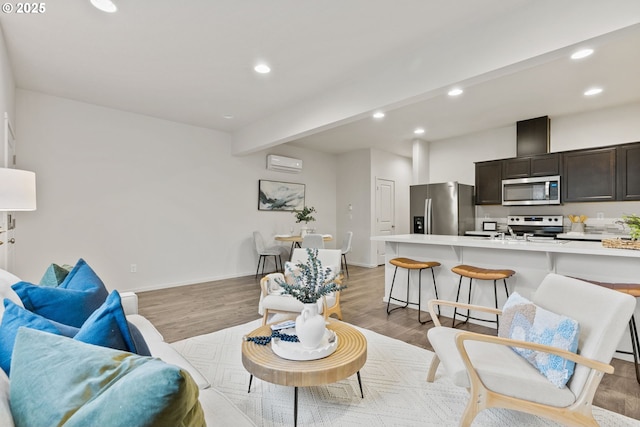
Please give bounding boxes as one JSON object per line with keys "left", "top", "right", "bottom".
{"left": 516, "top": 116, "right": 549, "bottom": 157}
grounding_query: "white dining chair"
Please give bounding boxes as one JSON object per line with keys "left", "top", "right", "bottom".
{"left": 253, "top": 231, "right": 287, "bottom": 278}
{"left": 340, "top": 231, "right": 353, "bottom": 278}
{"left": 301, "top": 233, "right": 324, "bottom": 249}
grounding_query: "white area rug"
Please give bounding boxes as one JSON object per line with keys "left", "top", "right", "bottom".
{"left": 172, "top": 319, "right": 639, "bottom": 426}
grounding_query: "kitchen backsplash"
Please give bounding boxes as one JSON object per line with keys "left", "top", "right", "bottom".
{"left": 475, "top": 201, "right": 640, "bottom": 234}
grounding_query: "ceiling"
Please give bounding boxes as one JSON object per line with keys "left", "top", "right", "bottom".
{"left": 0, "top": 1, "right": 639, "bottom": 158}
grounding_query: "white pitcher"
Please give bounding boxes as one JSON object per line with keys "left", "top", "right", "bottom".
{"left": 295, "top": 303, "right": 325, "bottom": 349}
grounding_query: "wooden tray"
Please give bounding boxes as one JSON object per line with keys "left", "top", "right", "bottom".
{"left": 602, "top": 238, "right": 640, "bottom": 250}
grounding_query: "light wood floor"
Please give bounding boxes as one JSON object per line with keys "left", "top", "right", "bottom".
{"left": 138, "top": 264, "right": 640, "bottom": 420}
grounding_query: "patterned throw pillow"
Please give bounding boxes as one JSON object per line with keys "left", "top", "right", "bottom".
{"left": 498, "top": 292, "right": 580, "bottom": 388}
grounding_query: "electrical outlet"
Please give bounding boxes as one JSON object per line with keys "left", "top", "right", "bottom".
{"left": 596, "top": 212, "right": 604, "bottom": 220}
{"left": 130, "top": 264, "right": 137, "bottom": 273}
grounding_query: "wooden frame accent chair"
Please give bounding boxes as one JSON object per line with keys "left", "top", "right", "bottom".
{"left": 258, "top": 248, "right": 343, "bottom": 325}
{"left": 426, "top": 273, "right": 636, "bottom": 427}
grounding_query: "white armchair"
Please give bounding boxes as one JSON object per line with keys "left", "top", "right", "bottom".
{"left": 258, "top": 248, "right": 342, "bottom": 325}
{"left": 426, "top": 273, "right": 636, "bottom": 427}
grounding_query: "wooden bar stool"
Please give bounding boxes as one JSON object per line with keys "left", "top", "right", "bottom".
{"left": 451, "top": 264, "right": 515, "bottom": 329}
{"left": 386, "top": 257, "right": 441, "bottom": 324}
{"left": 575, "top": 279, "right": 640, "bottom": 384}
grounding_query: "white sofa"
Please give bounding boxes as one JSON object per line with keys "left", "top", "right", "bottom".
{"left": 0, "top": 269, "right": 255, "bottom": 427}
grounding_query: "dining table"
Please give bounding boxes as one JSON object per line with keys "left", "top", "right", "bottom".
{"left": 275, "top": 234, "right": 333, "bottom": 258}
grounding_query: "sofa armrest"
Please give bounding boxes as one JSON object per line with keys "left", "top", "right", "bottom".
{"left": 120, "top": 292, "right": 138, "bottom": 315}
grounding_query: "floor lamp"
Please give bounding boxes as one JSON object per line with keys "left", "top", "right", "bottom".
{"left": 0, "top": 168, "right": 37, "bottom": 245}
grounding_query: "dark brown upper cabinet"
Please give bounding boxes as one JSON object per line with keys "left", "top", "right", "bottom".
{"left": 503, "top": 153, "right": 560, "bottom": 179}
{"left": 562, "top": 147, "right": 616, "bottom": 202}
{"left": 617, "top": 142, "right": 640, "bottom": 201}
{"left": 475, "top": 160, "right": 503, "bottom": 205}
{"left": 531, "top": 153, "right": 561, "bottom": 176}
{"left": 503, "top": 157, "right": 529, "bottom": 179}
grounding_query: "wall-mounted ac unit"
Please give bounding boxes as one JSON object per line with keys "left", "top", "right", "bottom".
{"left": 266, "top": 154, "right": 303, "bottom": 173}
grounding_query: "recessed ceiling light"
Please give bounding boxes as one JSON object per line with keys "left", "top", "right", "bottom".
{"left": 373, "top": 112, "right": 385, "bottom": 119}
{"left": 414, "top": 128, "right": 425, "bottom": 135}
{"left": 223, "top": 114, "right": 234, "bottom": 120}
{"left": 90, "top": 0, "right": 117, "bottom": 13}
{"left": 254, "top": 64, "right": 271, "bottom": 74}
{"left": 571, "top": 48, "right": 594, "bottom": 60}
{"left": 448, "top": 88, "right": 463, "bottom": 97}
{"left": 584, "top": 87, "right": 603, "bottom": 96}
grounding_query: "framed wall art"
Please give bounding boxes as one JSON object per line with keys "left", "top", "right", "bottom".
{"left": 258, "top": 180, "right": 305, "bottom": 211}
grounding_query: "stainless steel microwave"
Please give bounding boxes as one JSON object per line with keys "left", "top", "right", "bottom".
{"left": 502, "top": 175, "right": 561, "bottom": 206}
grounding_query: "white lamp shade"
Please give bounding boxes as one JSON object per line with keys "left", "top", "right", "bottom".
{"left": 0, "top": 168, "right": 37, "bottom": 211}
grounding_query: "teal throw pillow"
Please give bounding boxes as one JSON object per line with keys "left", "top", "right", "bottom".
{"left": 10, "top": 328, "right": 205, "bottom": 427}
{"left": 12, "top": 258, "right": 108, "bottom": 327}
{"left": 38, "top": 263, "right": 73, "bottom": 287}
{"left": 0, "top": 291, "right": 147, "bottom": 375}
{"left": 498, "top": 292, "right": 580, "bottom": 388}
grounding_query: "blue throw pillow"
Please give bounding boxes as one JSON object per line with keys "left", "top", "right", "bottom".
{"left": 0, "top": 291, "right": 147, "bottom": 375}
{"left": 74, "top": 290, "right": 137, "bottom": 353}
{"left": 0, "top": 300, "right": 62, "bottom": 375}
{"left": 128, "top": 322, "right": 152, "bottom": 357}
{"left": 12, "top": 258, "right": 108, "bottom": 327}
{"left": 10, "top": 328, "right": 204, "bottom": 427}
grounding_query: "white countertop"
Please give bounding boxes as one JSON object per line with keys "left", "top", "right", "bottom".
{"left": 556, "top": 232, "right": 631, "bottom": 241}
{"left": 371, "top": 234, "right": 640, "bottom": 258}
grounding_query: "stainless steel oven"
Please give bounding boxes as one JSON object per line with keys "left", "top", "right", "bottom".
{"left": 502, "top": 175, "right": 560, "bottom": 206}
{"left": 506, "top": 215, "right": 563, "bottom": 238}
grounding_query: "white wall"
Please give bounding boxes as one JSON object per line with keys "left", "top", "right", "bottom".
{"left": 14, "top": 90, "right": 337, "bottom": 292}
{"left": 335, "top": 148, "right": 411, "bottom": 268}
{"left": 551, "top": 102, "right": 640, "bottom": 152}
{"left": 336, "top": 150, "right": 370, "bottom": 267}
{"left": 429, "top": 125, "right": 515, "bottom": 185}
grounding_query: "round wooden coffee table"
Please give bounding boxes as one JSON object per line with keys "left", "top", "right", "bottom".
{"left": 242, "top": 319, "right": 367, "bottom": 426}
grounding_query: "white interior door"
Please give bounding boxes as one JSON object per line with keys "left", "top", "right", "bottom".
{"left": 1, "top": 113, "right": 16, "bottom": 271}
{"left": 375, "top": 178, "right": 395, "bottom": 265}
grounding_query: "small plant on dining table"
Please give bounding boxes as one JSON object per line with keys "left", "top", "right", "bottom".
{"left": 276, "top": 248, "right": 345, "bottom": 303}
{"left": 293, "top": 206, "right": 316, "bottom": 224}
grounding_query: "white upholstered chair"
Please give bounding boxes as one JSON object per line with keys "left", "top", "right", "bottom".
{"left": 301, "top": 233, "right": 324, "bottom": 249}
{"left": 258, "top": 248, "right": 342, "bottom": 325}
{"left": 426, "top": 273, "right": 636, "bottom": 427}
{"left": 253, "top": 231, "right": 287, "bottom": 278}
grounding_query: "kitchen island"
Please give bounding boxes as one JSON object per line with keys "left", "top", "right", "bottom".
{"left": 371, "top": 234, "right": 640, "bottom": 360}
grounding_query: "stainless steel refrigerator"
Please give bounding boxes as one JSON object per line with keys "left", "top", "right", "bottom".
{"left": 410, "top": 182, "right": 475, "bottom": 235}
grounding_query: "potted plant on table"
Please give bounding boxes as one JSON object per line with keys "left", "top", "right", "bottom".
{"left": 277, "top": 248, "right": 344, "bottom": 349}
{"left": 293, "top": 206, "right": 316, "bottom": 236}
{"left": 606, "top": 214, "right": 640, "bottom": 250}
